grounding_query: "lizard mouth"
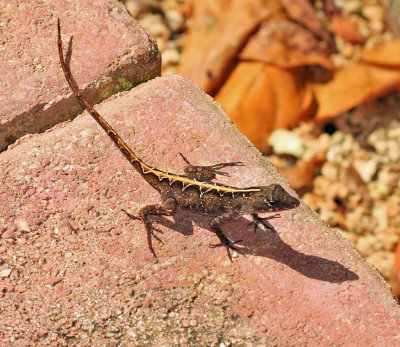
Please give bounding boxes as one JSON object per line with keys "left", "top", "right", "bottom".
{"left": 284, "top": 195, "right": 300, "bottom": 209}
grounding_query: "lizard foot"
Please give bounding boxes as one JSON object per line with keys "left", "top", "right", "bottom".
{"left": 180, "top": 153, "right": 243, "bottom": 181}
{"left": 146, "top": 227, "right": 164, "bottom": 259}
{"left": 210, "top": 238, "right": 245, "bottom": 262}
{"left": 122, "top": 209, "right": 164, "bottom": 258}
{"left": 249, "top": 213, "right": 281, "bottom": 233}
{"left": 121, "top": 209, "right": 140, "bottom": 221}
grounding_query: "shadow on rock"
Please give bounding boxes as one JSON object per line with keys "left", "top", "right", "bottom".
{"left": 124, "top": 208, "right": 358, "bottom": 284}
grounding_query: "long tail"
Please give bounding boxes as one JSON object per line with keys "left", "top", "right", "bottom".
{"left": 57, "top": 19, "right": 261, "bottom": 196}
{"left": 57, "top": 18, "right": 157, "bottom": 177}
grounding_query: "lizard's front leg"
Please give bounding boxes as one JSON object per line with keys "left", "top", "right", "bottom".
{"left": 209, "top": 213, "right": 245, "bottom": 262}
{"left": 179, "top": 153, "right": 243, "bottom": 181}
{"left": 139, "top": 189, "right": 176, "bottom": 258}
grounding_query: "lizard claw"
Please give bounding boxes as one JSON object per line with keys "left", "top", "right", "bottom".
{"left": 210, "top": 161, "right": 244, "bottom": 169}
{"left": 180, "top": 153, "right": 244, "bottom": 181}
{"left": 146, "top": 228, "right": 164, "bottom": 259}
{"left": 123, "top": 208, "right": 164, "bottom": 244}
{"left": 209, "top": 238, "right": 245, "bottom": 262}
{"left": 121, "top": 208, "right": 140, "bottom": 221}
{"left": 250, "top": 214, "right": 281, "bottom": 233}
{"left": 151, "top": 231, "right": 164, "bottom": 245}
{"left": 209, "top": 161, "right": 244, "bottom": 177}
{"left": 209, "top": 239, "right": 243, "bottom": 249}
{"left": 124, "top": 208, "right": 165, "bottom": 258}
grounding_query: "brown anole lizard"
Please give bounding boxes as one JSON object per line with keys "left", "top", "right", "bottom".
{"left": 57, "top": 20, "right": 300, "bottom": 261}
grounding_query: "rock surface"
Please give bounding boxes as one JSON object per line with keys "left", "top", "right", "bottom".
{"left": 0, "top": 75, "right": 399, "bottom": 345}
{"left": 0, "top": 0, "right": 161, "bottom": 152}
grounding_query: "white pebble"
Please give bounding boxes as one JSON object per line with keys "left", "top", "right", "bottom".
{"left": 0, "top": 269, "right": 12, "bottom": 278}
{"left": 15, "top": 218, "right": 31, "bottom": 232}
{"left": 165, "top": 9, "right": 184, "bottom": 32}
{"left": 342, "top": 0, "right": 362, "bottom": 15}
{"left": 268, "top": 129, "right": 304, "bottom": 158}
{"left": 362, "top": 5, "right": 384, "bottom": 22}
{"left": 162, "top": 48, "right": 181, "bottom": 66}
{"left": 353, "top": 159, "right": 378, "bottom": 183}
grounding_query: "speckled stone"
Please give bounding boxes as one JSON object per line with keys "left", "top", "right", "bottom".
{"left": 0, "top": 0, "right": 161, "bottom": 152}
{"left": 0, "top": 75, "right": 399, "bottom": 345}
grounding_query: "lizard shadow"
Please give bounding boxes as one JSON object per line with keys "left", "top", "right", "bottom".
{"left": 150, "top": 208, "right": 359, "bottom": 284}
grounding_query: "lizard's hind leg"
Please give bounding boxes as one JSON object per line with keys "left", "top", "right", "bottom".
{"left": 179, "top": 153, "right": 243, "bottom": 182}
{"left": 139, "top": 194, "right": 176, "bottom": 258}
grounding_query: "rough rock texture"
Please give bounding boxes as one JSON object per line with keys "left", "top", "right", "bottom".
{"left": 0, "top": 75, "right": 399, "bottom": 345}
{"left": 0, "top": 0, "right": 161, "bottom": 152}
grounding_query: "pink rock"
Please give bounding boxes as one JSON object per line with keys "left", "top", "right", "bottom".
{"left": 54, "top": 284, "right": 64, "bottom": 294}
{"left": 15, "top": 293, "right": 25, "bottom": 303}
{"left": 181, "top": 319, "right": 190, "bottom": 328}
{"left": 15, "top": 218, "right": 31, "bottom": 233}
{"left": 49, "top": 277, "right": 61, "bottom": 286}
{"left": 14, "top": 284, "right": 26, "bottom": 293}
{"left": 39, "top": 330, "right": 49, "bottom": 338}
{"left": 42, "top": 263, "right": 53, "bottom": 272}
{"left": 0, "top": 75, "right": 399, "bottom": 344}
{"left": 1, "top": 230, "right": 16, "bottom": 239}
{"left": 0, "top": 0, "right": 161, "bottom": 152}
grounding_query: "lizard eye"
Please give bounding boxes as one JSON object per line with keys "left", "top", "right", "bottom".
{"left": 264, "top": 198, "right": 276, "bottom": 206}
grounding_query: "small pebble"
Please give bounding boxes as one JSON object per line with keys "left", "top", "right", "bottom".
{"left": 162, "top": 48, "right": 181, "bottom": 66}
{"left": 1, "top": 230, "right": 16, "bottom": 239}
{"left": 353, "top": 159, "right": 378, "bottom": 183}
{"left": 54, "top": 283, "right": 64, "bottom": 294}
{"left": 0, "top": 269, "right": 12, "bottom": 278}
{"left": 15, "top": 218, "right": 31, "bottom": 232}
{"left": 362, "top": 5, "right": 384, "bottom": 22}
{"left": 39, "top": 329, "right": 49, "bottom": 337}
{"left": 341, "top": 0, "right": 362, "bottom": 15}
{"left": 15, "top": 284, "right": 26, "bottom": 293}
{"left": 42, "top": 263, "right": 53, "bottom": 272}
{"left": 165, "top": 9, "right": 184, "bottom": 32}
{"left": 268, "top": 129, "right": 305, "bottom": 158}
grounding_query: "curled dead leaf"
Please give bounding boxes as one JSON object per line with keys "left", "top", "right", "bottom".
{"left": 178, "top": 0, "right": 282, "bottom": 93}
{"left": 240, "top": 19, "right": 334, "bottom": 71}
{"left": 216, "top": 62, "right": 315, "bottom": 152}
{"left": 280, "top": 156, "right": 326, "bottom": 192}
{"left": 313, "top": 63, "right": 400, "bottom": 121}
{"left": 280, "top": 0, "right": 334, "bottom": 50}
{"left": 361, "top": 40, "right": 400, "bottom": 68}
{"left": 331, "top": 14, "right": 365, "bottom": 44}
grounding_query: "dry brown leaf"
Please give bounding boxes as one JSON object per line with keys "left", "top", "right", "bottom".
{"left": 280, "top": 0, "right": 334, "bottom": 50}
{"left": 331, "top": 14, "right": 365, "bottom": 44}
{"left": 178, "top": 0, "right": 282, "bottom": 94}
{"left": 322, "top": 0, "right": 340, "bottom": 16}
{"left": 313, "top": 63, "right": 400, "bottom": 121}
{"left": 361, "top": 40, "right": 400, "bottom": 68}
{"left": 280, "top": 156, "right": 326, "bottom": 191}
{"left": 216, "top": 62, "right": 314, "bottom": 151}
{"left": 240, "top": 19, "right": 334, "bottom": 70}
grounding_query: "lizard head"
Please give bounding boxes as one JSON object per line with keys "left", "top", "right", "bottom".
{"left": 252, "top": 184, "right": 300, "bottom": 213}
